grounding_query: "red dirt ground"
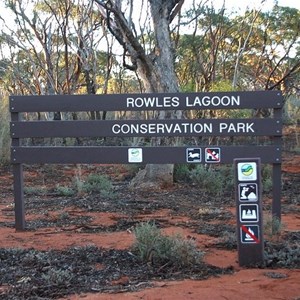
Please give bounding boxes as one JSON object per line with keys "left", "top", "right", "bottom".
{"left": 0, "top": 144, "right": 299, "bottom": 299}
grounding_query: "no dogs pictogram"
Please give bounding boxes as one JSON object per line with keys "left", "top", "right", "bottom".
{"left": 205, "top": 147, "right": 221, "bottom": 162}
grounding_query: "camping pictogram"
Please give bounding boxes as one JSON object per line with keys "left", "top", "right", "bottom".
{"left": 186, "top": 148, "right": 201, "bottom": 162}
{"left": 239, "top": 204, "right": 259, "bottom": 223}
{"left": 240, "top": 225, "right": 260, "bottom": 244}
{"left": 205, "top": 147, "right": 221, "bottom": 163}
{"left": 239, "top": 183, "right": 258, "bottom": 201}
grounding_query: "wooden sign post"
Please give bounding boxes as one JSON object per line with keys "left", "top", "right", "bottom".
{"left": 234, "top": 158, "right": 264, "bottom": 266}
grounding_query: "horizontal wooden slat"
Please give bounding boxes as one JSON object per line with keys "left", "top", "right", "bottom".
{"left": 10, "top": 118, "right": 282, "bottom": 138}
{"left": 9, "top": 91, "right": 283, "bottom": 112}
{"left": 11, "top": 146, "right": 282, "bottom": 164}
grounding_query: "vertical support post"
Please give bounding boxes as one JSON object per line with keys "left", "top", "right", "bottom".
{"left": 272, "top": 104, "right": 283, "bottom": 221}
{"left": 13, "top": 163, "right": 25, "bottom": 230}
{"left": 272, "top": 163, "right": 281, "bottom": 220}
{"left": 10, "top": 98, "right": 26, "bottom": 231}
{"left": 234, "top": 158, "right": 264, "bottom": 267}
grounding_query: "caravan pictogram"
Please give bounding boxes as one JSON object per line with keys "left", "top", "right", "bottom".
{"left": 186, "top": 148, "right": 201, "bottom": 162}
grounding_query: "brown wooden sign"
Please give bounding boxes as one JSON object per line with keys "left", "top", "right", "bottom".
{"left": 234, "top": 158, "right": 264, "bottom": 266}
{"left": 10, "top": 91, "right": 283, "bottom": 233}
{"left": 11, "top": 145, "right": 281, "bottom": 164}
{"left": 10, "top": 91, "right": 282, "bottom": 112}
{"left": 11, "top": 119, "right": 281, "bottom": 138}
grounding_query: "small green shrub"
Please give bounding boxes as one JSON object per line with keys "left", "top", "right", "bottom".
{"left": 73, "top": 176, "right": 84, "bottom": 195}
{"left": 262, "top": 165, "right": 273, "bottom": 193}
{"left": 292, "top": 146, "right": 300, "bottom": 153}
{"left": 264, "top": 214, "right": 285, "bottom": 239}
{"left": 218, "top": 164, "right": 234, "bottom": 191}
{"left": 24, "top": 186, "right": 47, "bottom": 196}
{"left": 54, "top": 172, "right": 116, "bottom": 198}
{"left": 264, "top": 238, "right": 300, "bottom": 268}
{"left": 263, "top": 177, "right": 273, "bottom": 193}
{"left": 215, "top": 230, "right": 237, "bottom": 250}
{"left": 55, "top": 185, "right": 76, "bottom": 197}
{"left": 169, "top": 235, "right": 203, "bottom": 267}
{"left": 132, "top": 222, "right": 203, "bottom": 268}
{"left": 132, "top": 221, "right": 161, "bottom": 262}
{"left": 174, "top": 164, "right": 234, "bottom": 195}
{"left": 123, "top": 164, "right": 144, "bottom": 179}
{"left": 57, "top": 211, "right": 70, "bottom": 221}
{"left": 82, "top": 174, "right": 115, "bottom": 198}
{"left": 41, "top": 268, "right": 73, "bottom": 285}
{"left": 174, "top": 164, "right": 191, "bottom": 182}
{"left": 189, "top": 165, "right": 223, "bottom": 195}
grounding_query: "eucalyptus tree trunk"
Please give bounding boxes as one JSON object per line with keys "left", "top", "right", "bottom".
{"left": 94, "top": 0, "right": 183, "bottom": 189}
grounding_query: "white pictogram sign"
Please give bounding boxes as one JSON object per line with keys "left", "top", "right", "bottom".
{"left": 239, "top": 204, "right": 259, "bottom": 223}
{"left": 241, "top": 225, "right": 260, "bottom": 244}
{"left": 128, "top": 148, "right": 143, "bottom": 163}
{"left": 239, "top": 183, "right": 258, "bottom": 201}
{"left": 186, "top": 148, "right": 201, "bottom": 162}
{"left": 205, "top": 147, "right": 221, "bottom": 163}
{"left": 237, "top": 162, "right": 257, "bottom": 181}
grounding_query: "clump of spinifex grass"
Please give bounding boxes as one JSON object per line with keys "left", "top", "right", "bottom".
{"left": 132, "top": 222, "right": 203, "bottom": 269}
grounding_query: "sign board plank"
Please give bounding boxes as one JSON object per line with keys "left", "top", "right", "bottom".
{"left": 9, "top": 91, "right": 283, "bottom": 112}
{"left": 11, "top": 146, "right": 281, "bottom": 164}
{"left": 11, "top": 118, "right": 282, "bottom": 138}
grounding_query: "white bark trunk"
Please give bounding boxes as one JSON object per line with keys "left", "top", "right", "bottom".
{"left": 95, "top": 0, "right": 182, "bottom": 189}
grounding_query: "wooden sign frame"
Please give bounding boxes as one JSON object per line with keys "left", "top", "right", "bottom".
{"left": 10, "top": 91, "right": 283, "bottom": 231}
